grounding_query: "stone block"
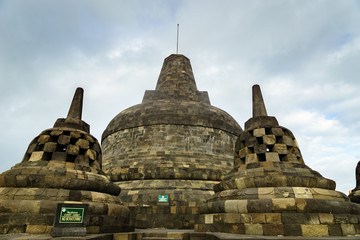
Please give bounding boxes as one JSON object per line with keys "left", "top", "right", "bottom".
{"left": 273, "top": 144, "right": 287, "bottom": 155}
{"left": 205, "top": 214, "right": 213, "bottom": 224}
{"left": 26, "top": 225, "right": 47, "bottom": 234}
{"left": 224, "top": 213, "right": 241, "bottom": 223}
{"left": 282, "top": 135, "right": 294, "bottom": 146}
{"left": 272, "top": 198, "right": 296, "bottom": 211}
{"left": 19, "top": 200, "right": 40, "bottom": 213}
{"left": 239, "top": 147, "right": 251, "bottom": 159}
{"left": 66, "top": 144, "right": 80, "bottom": 155}
{"left": 37, "top": 135, "right": 50, "bottom": 144}
{"left": 258, "top": 187, "right": 275, "bottom": 199}
{"left": 341, "top": 224, "right": 356, "bottom": 235}
{"left": 245, "top": 223, "right": 263, "bottom": 235}
{"left": 70, "top": 131, "right": 82, "bottom": 139}
{"left": 43, "top": 142, "right": 57, "bottom": 152}
{"left": 86, "top": 226, "right": 100, "bottom": 234}
{"left": 26, "top": 143, "right": 37, "bottom": 154}
{"left": 65, "top": 162, "right": 75, "bottom": 169}
{"left": 283, "top": 153, "right": 298, "bottom": 162}
{"left": 246, "top": 154, "right": 259, "bottom": 164}
{"left": 170, "top": 206, "right": 177, "bottom": 214}
{"left": 328, "top": 224, "right": 342, "bottom": 236}
{"left": 301, "top": 224, "right": 329, "bottom": 237}
{"left": 245, "top": 136, "right": 258, "bottom": 148}
{"left": 253, "top": 128, "right": 265, "bottom": 137}
{"left": 225, "top": 200, "right": 238, "bottom": 213}
{"left": 271, "top": 127, "right": 284, "bottom": 136}
{"left": 265, "top": 152, "right": 280, "bottom": 162}
{"left": 237, "top": 200, "right": 248, "bottom": 213}
{"left": 263, "top": 135, "right": 276, "bottom": 145}
{"left": 319, "top": 213, "right": 334, "bottom": 224}
{"left": 50, "top": 130, "right": 63, "bottom": 136}
{"left": 58, "top": 135, "right": 70, "bottom": 145}
{"left": 240, "top": 214, "right": 251, "bottom": 223}
{"left": 265, "top": 213, "right": 282, "bottom": 224}
{"left": 282, "top": 213, "right": 306, "bottom": 224}
{"left": 51, "top": 152, "right": 67, "bottom": 161}
{"left": 254, "top": 144, "right": 266, "bottom": 154}
{"left": 283, "top": 224, "right": 302, "bottom": 236}
{"left": 76, "top": 139, "right": 90, "bottom": 149}
{"left": 29, "top": 151, "right": 44, "bottom": 162}
{"left": 39, "top": 200, "right": 57, "bottom": 214}
{"left": 85, "top": 149, "right": 97, "bottom": 160}
{"left": 113, "top": 233, "right": 131, "bottom": 240}
{"left": 252, "top": 213, "right": 266, "bottom": 223}
{"left": 15, "top": 174, "right": 27, "bottom": 187}
{"left": 85, "top": 135, "right": 95, "bottom": 143}
{"left": 305, "top": 213, "right": 320, "bottom": 224}
{"left": 263, "top": 224, "right": 284, "bottom": 236}
{"left": 247, "top": 199, "right": 272, "bottom": 213}
{"left": 293, "top": 187, "right": 313, "bottom": 199}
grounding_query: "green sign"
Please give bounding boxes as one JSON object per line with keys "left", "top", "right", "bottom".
{"left": 158, "top": 195, "right": 168, "bottom": 202}
{"left": 59, "top": 207, "right": 84, "bottom": 223}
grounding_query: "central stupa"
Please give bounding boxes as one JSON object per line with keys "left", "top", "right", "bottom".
{"left": 102, "top": 54, "right": 242, "bottom": 228}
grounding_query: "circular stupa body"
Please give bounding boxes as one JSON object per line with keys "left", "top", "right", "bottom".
{"left": 195, "top": 85, "right": 360, "bottom": 237}
{"left": 102, "top": 54, "right": 242, "bottom": 228}
{"left": 0, "top": 88, "right": 131, "bottom": 234}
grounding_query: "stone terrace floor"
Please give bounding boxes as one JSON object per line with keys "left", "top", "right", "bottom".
{"left": 1, "top": 229, "right": 360, "bottom": 240}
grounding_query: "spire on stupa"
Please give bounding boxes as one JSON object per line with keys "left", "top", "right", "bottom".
{"left": 252, "top": 84, "right": 268, "bottom": 117}
{"left": 53, "top": 87, "right": 90, "bottom": 133}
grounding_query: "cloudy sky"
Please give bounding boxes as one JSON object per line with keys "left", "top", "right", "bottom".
{"left": 1, "top": 0, "right": 359, "bottom": 194}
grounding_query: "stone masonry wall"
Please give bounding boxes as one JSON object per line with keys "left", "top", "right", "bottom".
{"left": 102, "top": 125, "right": 236, "bottom": 182}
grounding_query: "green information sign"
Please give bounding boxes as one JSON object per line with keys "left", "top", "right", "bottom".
{"left": 158, "top": 195, "right": 168, "bottom": 202}
{"left": 59, "top": 207, "right": 84, "bottom": 223}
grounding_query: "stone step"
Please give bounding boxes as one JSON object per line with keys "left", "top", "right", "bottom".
{"left": 143, "top": 237, "right": 182, "bottom": 240}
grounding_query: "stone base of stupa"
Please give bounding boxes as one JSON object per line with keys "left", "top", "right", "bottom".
{"left": 0, "top": 164, "right": 132, "bottom": 234}
{"left": 117, "top": 179, "right": 218, "bottom": 229}
{"left": 195, "top": 186, "right": 360, "bottom": 237}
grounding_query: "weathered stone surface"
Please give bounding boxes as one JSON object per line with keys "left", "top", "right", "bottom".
{"left": 102, "top": 54, "right": 242, "bottom": 229}
{"left": 244, "top": 223, "right": 262, "bottom": 235}
{"left": 197, "top": 84, "right": 360, "bottom": 237}
{"left": 301, "top": 224, "right": 328, "bottom": 237}
{"left": 0, "top": 88, "right": 132, "bottom": 234}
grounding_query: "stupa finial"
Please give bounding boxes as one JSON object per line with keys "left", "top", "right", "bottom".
{"left": 252, "top": 84, "right": 268, "bottom": 117}
{"left": 67, "top": 87, "right": 83, "bottom": 120}
{"left": 53, "top": 87, "right": 89, "bottom": 132}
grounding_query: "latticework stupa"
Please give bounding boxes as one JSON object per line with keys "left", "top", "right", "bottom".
{"left": 195, "top": 85, "right": 360, "bottom": 237}
{"left": 0, "top": 88, "right": 132, "bottom": 234}
{"left": 102, "top": 54, "right": 242, "bottom": 228}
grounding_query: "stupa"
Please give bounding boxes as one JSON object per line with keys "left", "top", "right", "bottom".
{"left": 349, "top": 160, "right": 360, "bottom": 203}
{"left": 195, "top": 85, "right": 360, "bottom": 237}
{"left": 0, "top": 88, "right": 132, "bottom": 234}
{"left": 102, "top": 54, "right": 242, "bottom": 228}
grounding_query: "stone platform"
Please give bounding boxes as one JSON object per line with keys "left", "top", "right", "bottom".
{"left": 1, "top": 229, "right": 360, "bottom": 240}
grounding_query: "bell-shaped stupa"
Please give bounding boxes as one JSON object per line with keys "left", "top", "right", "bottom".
{"left": 102, "top": 54, "right": 242, "bottom": 229}
{"left": 349, "top": 160, "right": 360, "bottom": 203}
{"left": 0, "top": 88, "right": 132, "bottom": 234}
{"left": 195, "top": 85, "right": 360, "bottom": 237}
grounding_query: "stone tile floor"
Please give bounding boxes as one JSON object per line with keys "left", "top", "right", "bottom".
{"left": 1, "top": 230, "right": 360, "bottom": 240}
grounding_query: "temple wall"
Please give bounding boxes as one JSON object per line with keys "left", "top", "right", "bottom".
{"left": 102, "top": 124, "right": 237, "bottom": 182}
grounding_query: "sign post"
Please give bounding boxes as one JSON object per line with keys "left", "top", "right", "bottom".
{"left": 51, "top": 203, "right": 88, "bottom": 237}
